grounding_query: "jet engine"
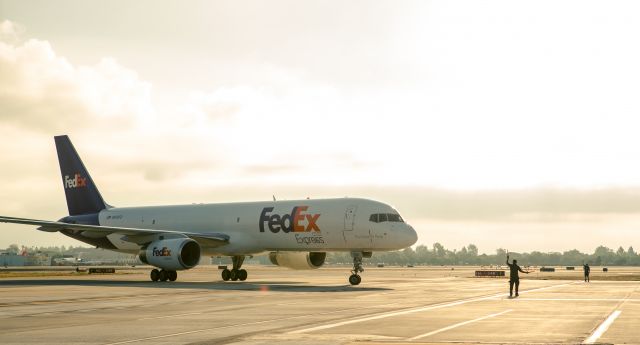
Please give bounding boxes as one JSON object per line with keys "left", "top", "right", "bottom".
{"left": 268, "top": 251, "right": 326, "bottom": 269}
{"left": 139, "top": 238, "right": 201, "bottom": 270}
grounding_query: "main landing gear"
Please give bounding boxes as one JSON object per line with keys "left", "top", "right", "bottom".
{"left": 150, "top": 268, "right": 177, "bottom": 282}
{"left": 349, "top": 252, "right": 364, "bottom": 285}
{"left": 221, "top": 255, "right": 248, "bottom": 281}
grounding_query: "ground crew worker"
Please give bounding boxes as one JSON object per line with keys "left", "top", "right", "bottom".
{"left": 583, "top": 263, "right": 590, "bottom": 282}
{"left": 506, "top": 254, "right": 530, "bottom": 297}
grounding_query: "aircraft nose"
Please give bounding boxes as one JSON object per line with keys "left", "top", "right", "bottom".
{"left": 405, "top": 224, "right": 418, "bottom": 246}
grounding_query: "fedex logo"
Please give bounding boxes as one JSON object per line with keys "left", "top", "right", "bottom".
{"left": 152, "top": 247, "right": 171, "bottom": 257}
{"left": 64, "top": 173, "right": 87, "bottom": 189}
{"left": 259, "top": 206, "right": 320, "bottom": 233}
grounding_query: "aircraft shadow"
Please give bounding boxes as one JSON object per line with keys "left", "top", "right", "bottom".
{"left": 0, "top": 279, "right": 392, "bottom": 293}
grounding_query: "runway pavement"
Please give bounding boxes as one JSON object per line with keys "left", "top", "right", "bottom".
{"left": 0, "top": 265, "right": 638, "bottom": 344}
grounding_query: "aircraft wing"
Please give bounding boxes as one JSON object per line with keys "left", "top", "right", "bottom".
{"left": 0, "top": 215, "right": 229, "bottom": 248}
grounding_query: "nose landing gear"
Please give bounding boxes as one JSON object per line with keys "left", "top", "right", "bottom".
{"left": 349, "top": 273, "right": 362, "bottom": 285}
{"left": 349, "top": 252, "right": 364, "bottom": 285}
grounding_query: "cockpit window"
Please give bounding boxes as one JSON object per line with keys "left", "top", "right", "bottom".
{"left": 388, "top": 214, "right": 401, "bottom": 222}
{"left": 369, "top": 213, "right": 404, "bottom": 223}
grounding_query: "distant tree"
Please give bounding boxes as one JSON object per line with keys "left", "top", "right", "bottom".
{"left": 414, "top": 245, "right": 430, "bottom": 263}
{"left": 467, "top": 244, "right": 479, "bottom": 257}
{"left": 402, "top": 247, "right": 416, "bottom": 264}
{"left": 415, "top": 245, "right": 429, "bottom": 255}
{"left": 615, "top": 246, "right": 628, "bottom": 265}
{"left": 528, "top": 251, "right": 544, "bottom": 265}
{"left": 594, "top": 246, "right": 614, "bottom": 265}
{"left": 7, "top": 244, "right": 20, "bottom": 254}
{"left": 594, "top": 256, "right": 602, "bottom": 266}
{"left": 562, "top": 249, "right": 583, "bottom": 266}
{"left": 458, "top": 246, "right": 468, "bottom": 264}
{"left": 357, "top": 244, "right": 640, "bottom": 266}
{"left": 433, "top": 243, "right": 446, "bottom": 258}
{"left": 627, "top": 246, "right": 636, "bottom": 256}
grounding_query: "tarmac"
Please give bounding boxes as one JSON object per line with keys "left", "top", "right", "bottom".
{"left": 0, "top": 265, "right": 639, "bottom": 345}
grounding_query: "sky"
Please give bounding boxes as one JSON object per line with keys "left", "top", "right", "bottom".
{"left": 1, "top": 1, "right": 640, "bottom": 254}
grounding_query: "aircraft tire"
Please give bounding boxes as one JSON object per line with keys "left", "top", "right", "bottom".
{"left": 238, "top": 269, "right": 248, "bottom": 281}
{"left": 150, "top": 269, "right": 160, "bottom": 282}
{"left": 168, "top": 270, "right": 177, "bottom": 282}
{"left": 159, "top": 270, "right": 169, "bottom": 282}
{"left": 221, "top": 268, "right": 231, "bottom": 281}
{"left": 349, "top": 274, "right": 361, "bottom": 285}
{"left": 230, "top": 269, "right": 239, "bottom": 281}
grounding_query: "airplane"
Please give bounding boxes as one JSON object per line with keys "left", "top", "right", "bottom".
{"left": 0, "top": 135, "right": 418, "bottom": 285}
{"left": 52, "top": 252, "right": 116, "bottom": 266}
{"left": 53, "top": 255, "right": 82, "bottom": 265}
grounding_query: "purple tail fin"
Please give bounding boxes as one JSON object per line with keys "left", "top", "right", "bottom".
{"left": 54, "top": 135, "right": 109, "bottom": 216}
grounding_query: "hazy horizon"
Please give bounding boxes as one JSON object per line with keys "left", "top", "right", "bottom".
{"left": 2, "top": 1, "right": 640, "bottom": 254}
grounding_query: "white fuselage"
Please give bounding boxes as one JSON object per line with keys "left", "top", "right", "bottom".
{"left": 95, "top": 197, "right": 417, "bottom": 256}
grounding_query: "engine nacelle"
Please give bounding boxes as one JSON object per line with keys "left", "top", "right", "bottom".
{"left": 268, "top": 251, "right": 326, "bottom": 270}
{"left": 139, "top": 238, "right": 201, "bottom": 270}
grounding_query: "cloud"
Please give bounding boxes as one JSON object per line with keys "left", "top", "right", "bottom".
{"left": 0, "top": 19, "right": 23, "bottom": 43}
{"left": 0, "top": 23, "right": 153, "bottom": 132}
{"left": 177, "top": 87, "right": 257, "bottom": 125}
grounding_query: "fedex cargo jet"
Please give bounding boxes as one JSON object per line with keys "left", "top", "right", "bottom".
{"left": 0, "top": 136, "right": 418, "bottom": 285}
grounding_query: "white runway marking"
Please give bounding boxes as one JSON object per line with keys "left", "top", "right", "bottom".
{"left": 409, "top": 309, "right": 513, "bottom": 340}
{"left": 137, "top": 312, "right": 203, "bottom": 320}
{"left": 583, "top": 310, "right": 621, "bottom": 344}
{"left": 487, "top": 283, "right": 575, "bottom": 300}
{"left": 287, "top": 294, "right": 503, "bottom": 334}
{"left": 518, "top": 298, "right": 640, "bottom": 302}
{"left": 103, "top": 304, "right": 389, "bottom": 345}
{"left": 104, "top": 317, "right": 299, "bottom": 345}
{"left": 288, "top": 283, "right": 570, "bottom": 334}
{"left": 509, "top": 282, "right": 574, "bottom": 294}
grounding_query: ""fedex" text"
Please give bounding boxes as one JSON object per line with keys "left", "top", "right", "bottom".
{"left": 64, "top": 173, "right": 87, "bottom": 189}
{"left": 259, "top": 206, "right": 320, "bottom": 233}
{"left": 152, "top": 247, "right": 171, "bottom": 257}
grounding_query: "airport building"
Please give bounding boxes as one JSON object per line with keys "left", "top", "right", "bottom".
{"left": 0, "top": 253, "right": 27, "bottom": 266}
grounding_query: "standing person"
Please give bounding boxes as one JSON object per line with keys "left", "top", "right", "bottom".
{"left": 583, "top": 263, "right": 590, "bottom": 282}
{"left": 506, "top": 254, "right": 530, "bottom": 297}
